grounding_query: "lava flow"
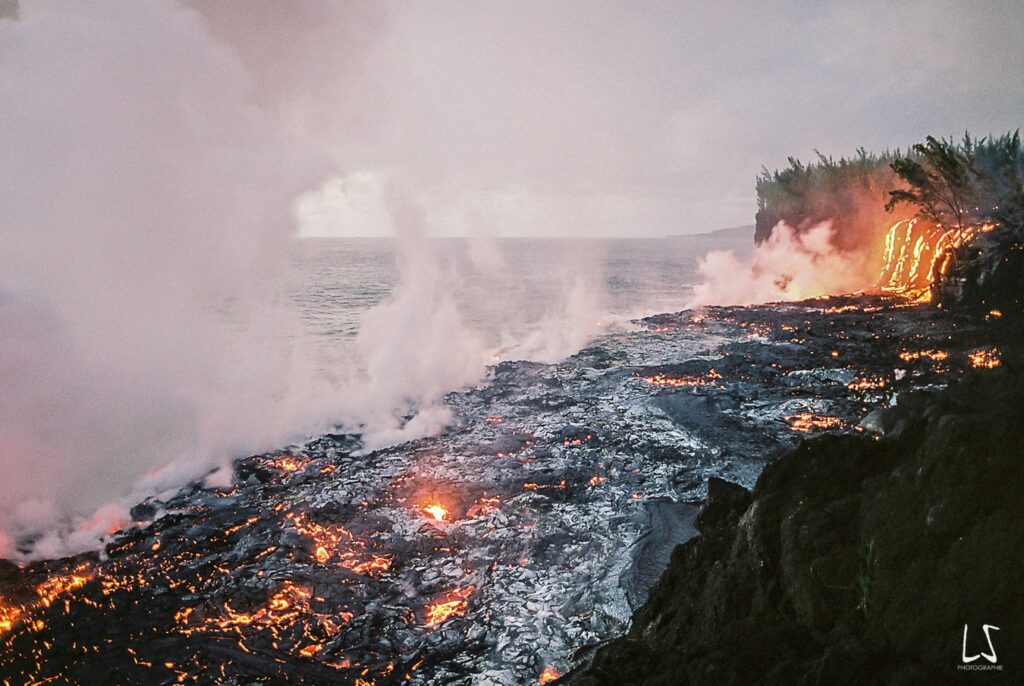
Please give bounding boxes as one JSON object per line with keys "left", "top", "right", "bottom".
{"left": 424, "top": 586, "right": 475, "bottom": 627}
{"left": 877, "top": 218, "right": 995, "bottom": 301}
{"left": 422, "top": 503, "right": 449, "bottom": 522}
{"left": 640, "top": 369, "right": 721, "bottom": 387}
{"left": 0, "top": 293, "right": 1008, "bottom": 686}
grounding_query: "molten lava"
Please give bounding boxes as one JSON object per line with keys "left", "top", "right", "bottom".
{"left": 785, "top": 413, "right": 844, "bottom": 433}
{"left": 641, "top": 369, "right": 721, "bottom": 388}
{"left": 899, "top": 349, "right": 948, "bottom": 363}
{"left": 968, "top": 347, "right": 1002, "bottom": 369}
{"left": 847, "top": 376, "right": 887, "bottom": 392}
{"left": 424, "top": 586, "right": 475, "bottom": 627}
{"left": 0, "top": 567, "right": 92, "bottom": 637}
{"left": 422, "top": 503, "right": 448, "bottom": 522}
{"left": 539, "top": 666, "right": 562, "bottom": 684}
{"left": 877, "top": 219, "right": 995, "bottom": 301}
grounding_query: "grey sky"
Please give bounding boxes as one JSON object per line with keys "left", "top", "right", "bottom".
{"left": 27, "top": 1, "right": 1024, "bottom": 236}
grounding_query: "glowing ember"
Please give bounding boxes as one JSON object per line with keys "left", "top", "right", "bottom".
{"left": 968, "top": 347, "right": 1002, "bottom": 369}
{"left": 785, "top": 413, "right": 844, "bottom": 432}
{"left": 539, "top": 666, "right": 562, "bottom": 684}
{"left": 587, "top": 475, "right": 606, "bottom": 486}
{"left": 641, "top": 369, "right": 721, "bottom": 387}
{"left": 422, "top": 503, "right": 448, "bottom": 522}
{"left": 424, "top": 586, "right": 475, "bottom": 626}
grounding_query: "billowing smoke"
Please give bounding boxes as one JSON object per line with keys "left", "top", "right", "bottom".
{"left": 690, "top": 221, "right": 873, "bottom": 306}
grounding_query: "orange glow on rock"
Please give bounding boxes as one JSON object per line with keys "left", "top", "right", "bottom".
{"left": 785, "top": 413, "right": 844, "bottom": 433}
{"left": 424, "top": 586, "right": 475, "bottom": 626}
{"left": 422, "top": 503, "right": 448, "bottom": 522}
{"left": 539, "top": 666, "right": 562, "bottom": 684}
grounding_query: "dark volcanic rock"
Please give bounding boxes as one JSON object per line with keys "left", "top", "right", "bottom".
{"left": 0, "top": 294, "right": 1011, "bottom": 685}
{"left": 577, "top": 358, "right": 1024, "bottom": 685}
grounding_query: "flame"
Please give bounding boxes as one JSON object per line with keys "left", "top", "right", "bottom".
{"left": 422, "top": 503, "right": 448, "bottom": 522}
{"left": 424, "top": 586, "right": 475, "bottom": 626}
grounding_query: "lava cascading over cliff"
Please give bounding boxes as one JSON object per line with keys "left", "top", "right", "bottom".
{"left": 875, "top": 218, "right": 995, "bottom": 302}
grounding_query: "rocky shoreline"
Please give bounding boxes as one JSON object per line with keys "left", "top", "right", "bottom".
{"left": 0, "top": 294, "right": 1015, "bottom": 685}
{"left": 575, "top": 315, "right": 1022, "bottom": 685}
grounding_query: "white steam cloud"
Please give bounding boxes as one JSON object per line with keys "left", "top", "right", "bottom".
{"left": 690, "top": 222, "right": 871, "bottom": 306}
{"left": 0, "top": 2, "right": 615, "bottom": 558}
{"left": 0, "top": 1, "right": 331, "bottom": 556}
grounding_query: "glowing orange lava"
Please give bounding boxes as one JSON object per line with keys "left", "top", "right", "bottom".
{"left": 898, "top": 349, "right": 948, "bottom": 363}
{"left": 847, "top": 376, "right": 887, "bottom": 392}
{"left": 1, "top": 567, "right": 92, "bottom": 637}
{"left": 424, "top": 586, "right": 475, "bottom": 626}
{"left": 539, "top": 666, "right": 562, "bottom": 684}
{"left": 877, "top": 219, "right": 995, "bottom": 301}
{"left": 422, "top": 503, "right": 448, "bottom": 522}
{"left": 641, "top": 369, "right": 721, "bottom": 388}
{"left": 466, "top": 496, "right": 501, "bottom": 518}
{"left": 968, "top": 347, "right": 1001, "bottom": 369}
{"left": 785, "top": 413, "right": 844, "bottom": 432}
{"left": 285, "top": 511, "right": 389, "bottom": 576}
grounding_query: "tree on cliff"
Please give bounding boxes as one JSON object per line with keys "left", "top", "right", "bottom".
{"left": 885, "top": 134, "right": 982, "bottom": 240}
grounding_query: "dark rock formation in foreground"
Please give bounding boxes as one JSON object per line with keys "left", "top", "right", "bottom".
{"left": 577, "top": 353, "right": 1024, "bottom": 685}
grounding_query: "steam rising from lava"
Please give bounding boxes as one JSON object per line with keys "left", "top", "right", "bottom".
{"left": 690, "top": 222, "right": 871, "bottom": 306}
{"left": 0, "top": 3, "right": 613, "bottom": 557}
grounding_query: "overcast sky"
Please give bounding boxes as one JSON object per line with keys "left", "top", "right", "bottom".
{"left": 16, "top": 1, "right": 1024, "bottom": 237}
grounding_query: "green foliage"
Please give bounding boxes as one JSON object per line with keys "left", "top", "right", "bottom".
{"left": 856, "top": 538, "right": 876, "bottom": 619}
{"left": 885, "top": 134, "right": 982, "bottom": 233}
{"left": 886, "top": 131, "right": 1023, "bottom": 237}
{"left": 754, "top": 148, "right": 903, "bottom": 250}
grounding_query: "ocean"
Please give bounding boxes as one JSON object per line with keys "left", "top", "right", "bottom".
{"left": 287, "top": 228, "right": 754, "bottom": 368}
